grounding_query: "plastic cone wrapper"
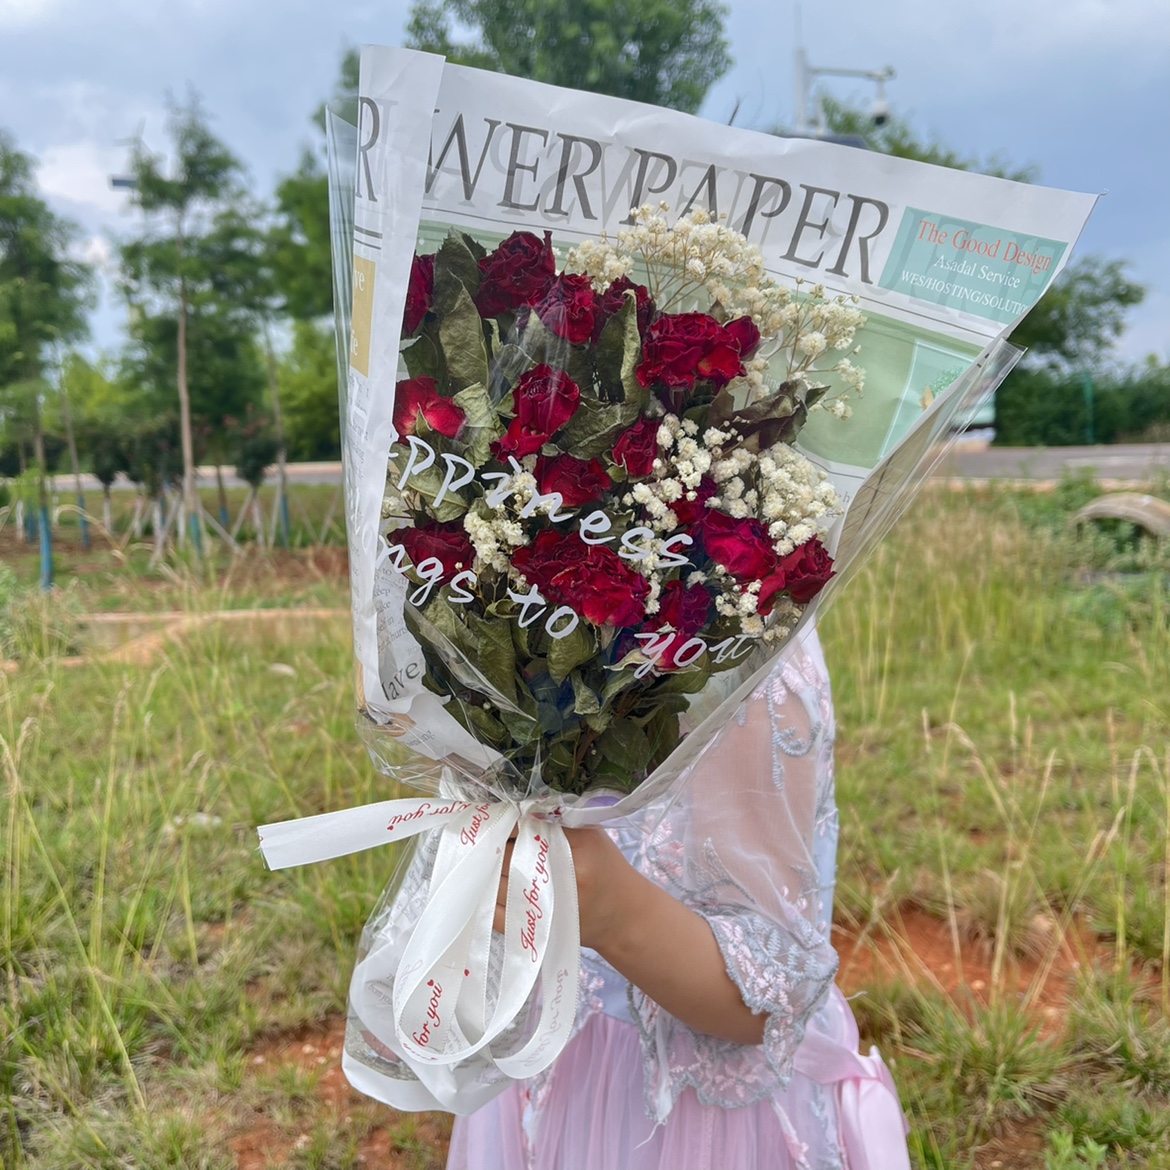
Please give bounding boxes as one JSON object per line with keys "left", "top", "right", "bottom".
{"left": 258, "top": 46, "right": 1098, "bottom": 1113}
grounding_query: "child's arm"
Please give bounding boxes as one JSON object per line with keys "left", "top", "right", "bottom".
{"left": 495, "top": 825, "right": 766, "bottom": 1046}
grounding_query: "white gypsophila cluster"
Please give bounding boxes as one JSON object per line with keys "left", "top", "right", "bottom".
{"left": 609, "top": 411, "right": 840, "bottom": 639}
{"left": 567, "top": 204, "right": 866, "bottom": 412}
{"left": 460, "top": 461, "right": 553, "bottom": 572}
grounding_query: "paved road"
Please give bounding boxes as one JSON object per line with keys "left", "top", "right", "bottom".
{"left": 49, "top": 443, "right": 1170, "bottom": 495}
{"left": 936, "top": 441, "right": 1170, "bottom": 484}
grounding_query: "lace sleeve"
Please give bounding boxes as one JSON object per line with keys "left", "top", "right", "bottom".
{"left": 628, "top": 628, "right": 841, "bottom": 1121}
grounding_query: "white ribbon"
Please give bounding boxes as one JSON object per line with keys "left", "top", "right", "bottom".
{"left": 258, "top": 792, "right": 582, "bottom": 1095}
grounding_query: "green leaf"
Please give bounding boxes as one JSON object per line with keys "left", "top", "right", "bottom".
{"left": 460, "top": 702, "right": 509, "bottom": 746}
{"left": 401, "top": 331, "right": 445, "bottom": 382}
{"left": 439, "top": 285, "right": 490, "bottom": 391}
{"left": 595, "top": 295, "right": 632, "bottom": 396}
{"left": 452, "top": 381, "right": 503, "bottom": 467}
{"left": 559, "top": 393, "right": 648, "bottom": 460}
{"left": 644, "top": 705, "right": 682, "bottom": 766}
{"left": 398, "top": 452, "right": 469, "bottom": 522}
{"left": 432, "top": 229, "right": 482, "bottom": 317}
{"left": 570, "top": 672, "right": 601, "bottom": 715}
{"left": 463, "top": 610, "right": 517, "bottom": 702}
{"left": 595, "top": 718, "right": 653, "bottom": 780}
{"left": 547, "top": 622, "right": 596, "bottom": 683}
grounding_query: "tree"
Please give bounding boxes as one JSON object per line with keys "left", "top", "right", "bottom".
{"left": 406, "top": 0, "right": 732, "bottom": 114}
{"left": 1, "top": 131, "right": 92, "bottom": 583}
{"left": 810, "top": 99, "right": 1145, "bottom": 371}
{"left": 118, "top": 93, "right": 255, "bottom": 555}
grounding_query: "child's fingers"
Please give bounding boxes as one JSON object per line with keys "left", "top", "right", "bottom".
{"left": 492, "top": 834, "right": 517, "bottom": 934}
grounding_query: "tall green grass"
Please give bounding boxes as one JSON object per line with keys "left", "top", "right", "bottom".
{"left": 1, "top": 480, "right": 1167, "bottom": 1167}
{"left": 823, "top": 484, "right": 1170, "bottom": 1166}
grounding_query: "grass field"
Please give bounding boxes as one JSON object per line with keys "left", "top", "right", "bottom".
{"left": 1, "top": 474, "right": 1168, "bottom": 1168}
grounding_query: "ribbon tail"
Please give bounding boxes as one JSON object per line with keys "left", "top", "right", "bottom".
{"left": 258, "top": 796, "right": 472, "bottom": 869}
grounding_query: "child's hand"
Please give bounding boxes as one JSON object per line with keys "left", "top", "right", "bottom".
{"left": 492, "top": 825, "right": 634, "bottom": 951}
{"left": 492, "top": 822, "right": 766, "bottom": 1045}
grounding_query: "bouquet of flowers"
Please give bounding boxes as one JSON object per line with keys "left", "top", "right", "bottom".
{"left": 384, "top": 206, "right": 861, "bottom": 798}
{"left": 258, "top": 44, "right": 1096, "bottom": 1114}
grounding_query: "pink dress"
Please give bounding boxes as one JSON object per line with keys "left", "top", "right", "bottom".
{"left": 445, "top": 633, "right": 910, "bottom": 1170}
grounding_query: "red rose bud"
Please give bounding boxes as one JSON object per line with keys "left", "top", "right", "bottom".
{"left": 612, "top": 416, "right": 661, "bottom": 478}
{"left": 396, "top": 519, "right": 476, "bottom": 581}
{"left": 535, "top": 273, "right": 598, "bottom": 346}
{"left": 492, "top": 365, "right": 581, "bottom": 459}
{"left": 402, "top": 252, "right": 434, "bottom": 335}
{"left": 646, "top": 579, "right": 712, "bottom": 670}
{"left": 700, "top": 510, "right": 778, "bottom": 581}
{"left": 636, "top": 312, "right": 747, "bottom": 391}
{"left": 758, "top": 537, "right": 836, "bottom": 612}
{"left": 534, "top": 453, "right": 612, "bottom": 507}
{"left": 669, "top": 477, "right": 717, "bottom": 525}
{"left": 513, "top": 529, "right": 649, "bottom": 628}
{"left": 474, "top": 230, "right": 556, "bottom": 318}
{"left": 393, "top": 376, "right": 467, "bottom": 440}
{"left": 723, "top": 315, "right": 761, "bottom": 359}
{"left": 593, "top": 275, "right": 655, "bottom": 342}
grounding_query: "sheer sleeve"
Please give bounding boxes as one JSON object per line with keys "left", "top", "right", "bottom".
{"left": 627, "top": 627, "right": 841, "bottom": 1122}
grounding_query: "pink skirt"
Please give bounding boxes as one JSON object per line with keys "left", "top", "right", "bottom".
{"left": 446, "top": 1011, "right": 829, "bottom": 1170}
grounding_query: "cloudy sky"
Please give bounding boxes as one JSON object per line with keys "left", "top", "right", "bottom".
{"left": 2, "top": 0, "right": 1167, "bottom": 364}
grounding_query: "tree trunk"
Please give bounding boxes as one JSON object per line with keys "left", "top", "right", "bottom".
{"left": 59, "top": 375, "right": 90, "bottom": 550}
{"left": 176, "top": 258, "right": 202, "bottom": 557}
{"left": 264, "top": 321, "right": 291, "bottom": 548}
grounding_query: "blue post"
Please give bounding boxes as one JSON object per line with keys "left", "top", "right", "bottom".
{"left": 39, "top": 504, "right": 53, "bottom": 591}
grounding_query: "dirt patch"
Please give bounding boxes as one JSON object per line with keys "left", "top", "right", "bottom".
{"left": 834, "top": 905, "right": 1105, "bottom": 1036}
{"left": 228, "top": 908, "right": 1102, "bottom": 1168}
{"left": 231, "top": 1016, "right": 451, "bottom": 1170}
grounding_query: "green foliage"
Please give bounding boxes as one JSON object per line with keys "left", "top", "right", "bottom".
{"left": 812, "top": 94, "right": 1037, "bottom": 181}
{"left": 279, "top": 320, "right": 342, "bottom": 460}
{"left": 270, "top": 151, "right": 334, "bottom": 322}
{"left": 117, "top": 92, "right": 266, "bottom": 506}
{"left": 994, "top": 360, "right": 1170, "bottom": 446}
{"left": 227, "top": 407, "right": 280, "bottom": 490}
{"left": 405, "top": 0, "right": 732, "bottom": 114}
{"left": 0, "top": 132, "right": 92, "bottom": 387}
{"left": 1011, "top": 255, "right": 1145, "bottom": 372}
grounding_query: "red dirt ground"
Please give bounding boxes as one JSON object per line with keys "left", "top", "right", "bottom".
{"left": 229, "top": 908, "right": 1105, "bottom": 1169}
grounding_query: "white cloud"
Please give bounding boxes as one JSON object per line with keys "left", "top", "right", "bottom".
{"left": 0, "top": 0, "right": 62, "bottom": 28}
{"left": 36, "top": 142, "right": 129, "bottom": 216}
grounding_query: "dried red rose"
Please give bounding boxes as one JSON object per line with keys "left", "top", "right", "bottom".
{"left": 474, "top": 231, "right": 557, "bottom": 318}
{"left": 535, "top": 273, "right": 598, "bottom": 346}
{"left": 723, "top": 315, "right": 761, "bottom": 360}
{"left": 669, "top": 477, "right": 718, "bottom": 526}
{"left": 645, "top": 579, "right": 712, "bottom": 669}
{"left": 700, "top": 510, "right": 778, "bottom": 581}
{"left": 512, "top": 529, "right": 649, "bottom": 628}
{"left": 757, "top": 537, "right": 835, "bottom": 612}
{"left": 593, "top": 275, "right": 655, "bottom": 342}
{"left": 534, "top": 453, "right": 612, "bottom": 507}
{"left": 492, "top": 365, "right": 581, "bottom": 459}
{"left": 612, "top": 416, "right": 661, "bottom": 478}
{"left": 393, "top": 376, "right": 467, "bottom": 439}
{"left": 636, "top": 312, "right": 747, "bottom": 391}
{"left": 395, "top": 519, "right": 476, "bottom": 581}
{"left": 402, "top": 252, "right": 434, "bottom": 335}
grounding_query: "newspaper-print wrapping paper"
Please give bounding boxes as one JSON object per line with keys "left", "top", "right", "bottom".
{"left": 259, "top": 46, "right": 1098, "bottom": 1113}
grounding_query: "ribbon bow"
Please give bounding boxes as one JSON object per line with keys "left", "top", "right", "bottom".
{"left": 258, "top": 793, "right": 582, "bottom": 1103}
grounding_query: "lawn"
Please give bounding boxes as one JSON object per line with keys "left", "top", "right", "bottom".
{"left": 2, "top": 473, "right": 1168, "bottom": 1168}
